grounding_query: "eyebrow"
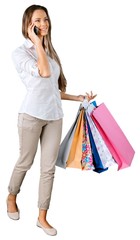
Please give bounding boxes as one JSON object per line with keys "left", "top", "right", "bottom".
{"left": 34, "top": 17, "right": 48, "bottom": 20}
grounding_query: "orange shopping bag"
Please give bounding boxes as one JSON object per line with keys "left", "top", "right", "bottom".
{"left": 66, "top": 109, "right": 84, "bottom": 169}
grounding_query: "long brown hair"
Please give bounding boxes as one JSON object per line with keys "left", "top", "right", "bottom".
{"left": 22, "top": 4, "right": 67, "bottom": 92}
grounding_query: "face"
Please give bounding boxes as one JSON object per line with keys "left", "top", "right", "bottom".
{"left": 31, "top": 9, "right": 49, "bottom": 36}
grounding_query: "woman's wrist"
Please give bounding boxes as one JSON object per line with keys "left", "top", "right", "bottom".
{"left": 77, "top": 95, "right": 85, "bottom": 102}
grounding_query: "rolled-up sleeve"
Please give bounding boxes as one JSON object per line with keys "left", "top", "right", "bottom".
{"left": 12, "top": 47, "right": 40, "bottom": 77}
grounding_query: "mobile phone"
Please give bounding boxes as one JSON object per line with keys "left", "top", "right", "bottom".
{"left": 34, "top": 26, "right": 39, "bottom": 35}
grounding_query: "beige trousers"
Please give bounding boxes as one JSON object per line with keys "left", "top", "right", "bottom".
{"left": 8, "top": 113, "right": 62, "bottom": 210}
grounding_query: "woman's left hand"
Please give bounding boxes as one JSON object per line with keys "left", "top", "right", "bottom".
{"left": 78, "top": 91, "right": 97, "bottom": 102}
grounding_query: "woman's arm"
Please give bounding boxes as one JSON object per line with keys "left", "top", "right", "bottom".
{"left": 35, "top": 41, "right": 51, "bottom": 78}
{"left": 28, "top": 24, "right": 51, "bottom": 78}
{"left": 60, "top": 91, "right": 97, "bottom": 102}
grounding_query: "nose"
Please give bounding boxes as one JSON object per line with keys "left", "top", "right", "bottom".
{"left": 41, "top": 20, "right": 49, "bottom": 26}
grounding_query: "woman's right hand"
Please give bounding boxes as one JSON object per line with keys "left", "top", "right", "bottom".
{"left": 28, "top": 23, "right": 41, "bottom": 44}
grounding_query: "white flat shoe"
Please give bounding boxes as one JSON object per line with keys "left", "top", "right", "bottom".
{"left": 7, "top": 210, "right": 20, "bottom": 220}
{"left": 6, "top": 199, "right": 20, "bottom": 220}
{"left": 37, "top": 219, "right": 57, "bottom": 236}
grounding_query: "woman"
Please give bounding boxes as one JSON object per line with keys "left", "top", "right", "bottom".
{"left": 6, "top": 4, "right": 96, "bottom": 236}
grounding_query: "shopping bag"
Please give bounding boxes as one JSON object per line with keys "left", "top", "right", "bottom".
{"left": 91, "top": 103, "right": 135, "bottom": 170}
{"left": 86, "top": 104, "right": 116, "bottom": 169}
{"left": 66, "top": 109, "right": 84, "bottom": 169}
{"left": 81, "top": 112, "right": 94, "bottom": 170}
{"left": 56, "top": 106, "right": 81, "bottom": 168}
{"left": 86, "top": 115, "right": 108, "bottom": 173}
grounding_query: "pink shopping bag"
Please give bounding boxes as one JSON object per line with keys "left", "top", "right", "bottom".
{"left": 91, "top": 103, "right": 135, "bottom": 170}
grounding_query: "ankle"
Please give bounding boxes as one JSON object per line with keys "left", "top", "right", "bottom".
{"left": 7, "top": 194, "right": 17, "bottom": 202}
{"left": 38, "top": 209, "right": 47, "bottom": 220}
{"left": 38, "top": 217, "right": 47, "bottom": 223}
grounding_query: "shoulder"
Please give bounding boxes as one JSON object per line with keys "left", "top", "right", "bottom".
{"left": 12, "top": 39, "right": 33, "bottom": 55}
{"left": 12, "top": 39, "right": 34, "bottom": 62}
{"left": 12, "top": 44, "right": 25, "bottom": 60}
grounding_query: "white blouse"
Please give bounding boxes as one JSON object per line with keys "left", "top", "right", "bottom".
{"left": 12, "top": 38, "right": 64, "bottom": 120}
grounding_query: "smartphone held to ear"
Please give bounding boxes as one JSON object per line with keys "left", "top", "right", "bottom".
{"left": 34, "top": 26, "right": 39, "bottom": 35}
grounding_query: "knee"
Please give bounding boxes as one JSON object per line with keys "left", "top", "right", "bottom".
{"left": 15, "top": 159, "right": 34, "bottom": 172}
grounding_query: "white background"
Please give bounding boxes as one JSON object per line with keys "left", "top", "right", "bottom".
{"left": 0, "top": 0, "right": 139, "bottom": 239}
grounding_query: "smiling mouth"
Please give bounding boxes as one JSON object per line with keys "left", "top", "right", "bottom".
{"left": 40, "top": 28, "right": 48, "bottom": 31}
